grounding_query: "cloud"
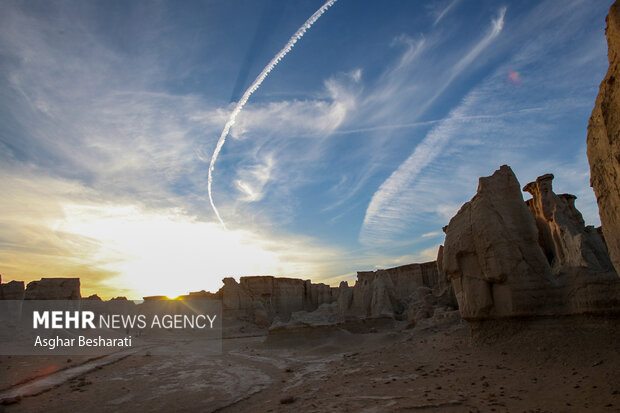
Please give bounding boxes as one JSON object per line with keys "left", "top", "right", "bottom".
{"left": 234, "top": 155, "right": 274, "bottom": 202}
{"left": 207, "top": 0, "right": 339, "bottom": 227}
{"left": 433, "top": 0, "right": 460, "bottom": 26}
{"left": 360, "top": 8, "right": 507, "bottom": 246}
{"left": 421, "top": 7, "right": 506, "bottom": 116}
{"left": 0, "top": 159, "right": 354, "bottom": 298}
{"left": 359, "top": 1, "right": 607, "bottom": 247}
{"left": 0, "top": 1, "right": 353, "bottom": 297}
{"left": 0, "top": 0, "right": 611, "bottom": 297}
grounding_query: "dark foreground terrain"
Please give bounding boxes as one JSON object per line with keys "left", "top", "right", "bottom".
{"left": 1, "top": 315, "right": 618, "bottom": 412}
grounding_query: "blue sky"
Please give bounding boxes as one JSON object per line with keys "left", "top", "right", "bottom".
{"left": 0, "top": 0, "right": 613, "bottom": 298}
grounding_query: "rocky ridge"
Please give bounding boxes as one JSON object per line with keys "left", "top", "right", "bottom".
{"left": 588, "top": 1, "right": 620, "bottom": 276}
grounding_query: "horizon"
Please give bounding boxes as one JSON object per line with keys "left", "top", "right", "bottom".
{"left": 0, "top": 0, "right": 614, "bottom": 299}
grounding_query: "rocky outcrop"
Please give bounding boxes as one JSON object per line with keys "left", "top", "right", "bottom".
{"left": 443, "top": 165, "right": 619, "bottom": 320}
{"left": 341, "top": 262, "right": 440, "bottom": 319}
{"left": 443, "top": 166, "right": 554, "bottom": 319}
{"left": 220, "top": 261, "right": 446, "bottom": 328}
{"left": 273, "top": 302, "right": 344, "bottom": 329}
{"left": 24, "top": 278, "right": 81, "bottom": 300}
{"left": 435, "top": 245, "right": 458, "bottom": 308}
{"left": 84, "top": 294, "right": 102, "bottom": 301}
{"left": 588, "top": 1, "right": 620, "bottom": 276}
{"left": 304, "top": 280, "right": 334, "bottom": 311}
{"left": 219, "top": 276, "right": 337, "bottom": 325}
{"left": 0, "top": 274, "right": 25, "bottom": 300}
{"left": 177, "top": 290, "right": 218, "bottom": 300}
{"left": 523, "top": 174, "right": 612, "bottom": 273}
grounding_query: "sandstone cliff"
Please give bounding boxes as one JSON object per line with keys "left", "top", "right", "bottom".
{"left": 342, "top": 262, "right": 442, "bottom": 319}
{"left": 218, "top": 276, "right": 336, "bottom": 326}
{"left": 587, "top": 1, "right": 620, "bottom": 276}
{"left": 443, "top": 166, "right": 554, "bottom": 319}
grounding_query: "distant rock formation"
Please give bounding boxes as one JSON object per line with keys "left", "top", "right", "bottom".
{"left": 84, "top": 294, "right": 102, "bottom": 301}
{"left": 0, "top": 275, "right": 25, "bottom": 300}
{"left": 24, "top": 278, "right": 81, "bottom": 300}
{"left": 587, "top": 1, "right": 620, "bottom": 277}
{"left": 339, "top": 262, "right": 440, "bottom": 319}
{"left": 272, "top": 302, "right": 344, "bottom": 329}
{"left": 218, "top": 276, "right": 337, "bottom": 326}
{"left": 443, "top": 165, "right": 619, "bottom": 320}
{"left": 219, "top": 261, "right": 451, "bottom": 329}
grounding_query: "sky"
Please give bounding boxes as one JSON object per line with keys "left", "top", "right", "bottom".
{"left": 0, "top": 0, "right": 614, "bottom": 299}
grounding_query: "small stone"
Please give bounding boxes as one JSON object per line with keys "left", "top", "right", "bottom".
{"left": 280, "top": 396, "right": 296, "bottom": 405}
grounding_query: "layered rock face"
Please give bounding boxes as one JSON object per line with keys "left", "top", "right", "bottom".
{"left": 443, "top": 165, "right": 619, "bottom": 320}
{"left": 523, "top": 174, "right": 612, "bottom": 273}
{"left": 340, "top": 262, "right": 440, "bottom": 319}
{"left": 24, "top": 278, "right": 81, "bottom": 300}
{"left": 219, "top": 276, "right": 336, "bottom": 326}
{"left": 587, "top": 1, "right": 620, "bottom": 276}
{"left": 222, "top": 261, "right": 448, "bottom": 328}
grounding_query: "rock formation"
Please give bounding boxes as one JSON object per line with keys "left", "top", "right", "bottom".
{"left": 523, "top": 174, "right": 612, "bottom": 273}
{"left": 84, "top": 294, "right": 102, "bottom": 301}
{"left": 218, "top": 276, "right": 337, "bottom": 325}
{"left": 443, "top": 166, "right": 554, "bottom": 319}
{"left": 0, "top": 274, "right": 25, "bottom": 300}
{"left": 275, "top": 302, "right": 344, "bottom": 328}
{"left": 24, "top": 278, "right": 81, "bottom": 300}
{"left": 443, "top": 165, "right": 620, "bottom": 320}
{"left": 340, "top": 262, "right": 440, "bottom": 319}
{"left": 219, "top": 260, "right": 449, "bottom": 329}
{"left": 587, "top": 1, "right": 620, "bottom": 276}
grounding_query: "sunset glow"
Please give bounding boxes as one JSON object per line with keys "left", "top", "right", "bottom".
{"left": 0, "top": 0, "right": 611, "bottom": 298}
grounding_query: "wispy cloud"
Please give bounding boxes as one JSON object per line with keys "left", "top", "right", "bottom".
{"left": 433, "top": 0, "right": 460, "bottom": 26}
{"left": 359, "top": 1, "right": 607, "bottom": 247}
{"left": 360, "top": 8, "right": 507, "bottom": 245}
{"left": 235, "top": 155, "right": 274, "bottom": 202}
{"left": 421, "top": 7, "right": 506, "bottom": 116}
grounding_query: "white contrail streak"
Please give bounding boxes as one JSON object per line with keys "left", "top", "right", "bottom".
{"left": 208, "top": 0, "right": 338, "bottom": 228}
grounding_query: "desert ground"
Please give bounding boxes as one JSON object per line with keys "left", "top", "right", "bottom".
{"left": 1, "top": 315, "right": 618, "bottom": 413}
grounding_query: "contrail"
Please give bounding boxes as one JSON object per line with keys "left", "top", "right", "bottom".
{"left": 208, "top": 0, "right": 338, "bottom": 228}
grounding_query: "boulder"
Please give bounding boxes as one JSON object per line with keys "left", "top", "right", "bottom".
{"left": 587, "top": 1, "right": 620, "bottom": 276}
{"left": 24, "top": 278, "right": 81, "bottom": 300}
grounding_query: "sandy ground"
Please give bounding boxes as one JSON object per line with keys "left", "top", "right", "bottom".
{"left": 1, "top": 315, "right": 618, "bottom": 412}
